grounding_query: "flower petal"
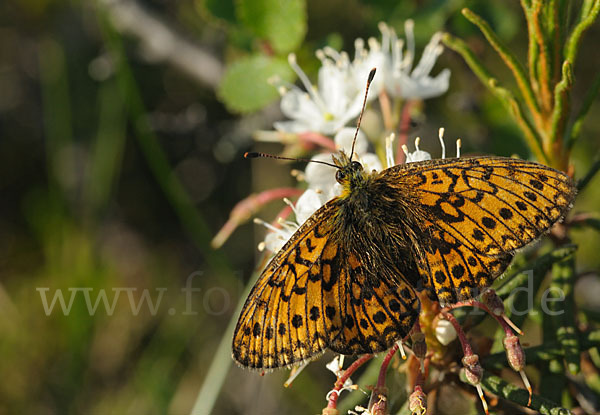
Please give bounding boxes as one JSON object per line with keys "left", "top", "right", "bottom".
{"left": 390, "top": 67, "right": 450, "bottom": 100}
{"left": 295, "top": 189, "right": 323, "bottom": 224}
{"left": 304, "top": 153, "right": 338, "bottom": 191}
{"left": 263, "top": 230, "right": 293, "bottom": 253}
{"left": 360, "top": 152, "right": 383, "bottom": 172}
{"left": 406, "top": 149, "right": 432, "bottom": 163}
{"left": 334, "top": 127, "right": 368, "bottom": 155}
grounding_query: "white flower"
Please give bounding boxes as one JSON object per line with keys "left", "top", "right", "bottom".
{"left": 399, "top": 128, "right": 461, "bottom": 164}
{"left": 350, "top": 38, "right": 386, "bottom": 100}
{"left": 325, "top": 355, "right": 344, "bottom": 377}
{"left": 379, "top": 20, "right": 450, "bottom": 99}
{"left": 325, "top": 356, "right": 354, "bottom": 396}
{"left": 402, "top": 137, "right": 432, "bottom": 163}
{"left": 254, "top": 217, "right": 298, "bottom": 253}
{"left": 293, "top": 189, "right": 323, "bottom": 224}
{"left": 271, "top": 20, "right": 449, "bottom": 137}
{"left": 273, "top": 54, "right": 366, "bottom": 135}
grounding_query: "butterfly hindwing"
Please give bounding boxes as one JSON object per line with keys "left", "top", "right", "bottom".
{"left": 415, "top": 222, "right": 513, "bottom": 303}
{"left": 232, "top": 199, "right": 420, "bottom": 369}
{"left": 331, "top": 250, "right": 419, "bottom": 355}
{"left": 384, "top": 156, "right": 575, "bottom": 304}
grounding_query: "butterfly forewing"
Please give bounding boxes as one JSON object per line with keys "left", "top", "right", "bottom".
{"left": 384, "top": 156, "right": 576, "bottom": 304}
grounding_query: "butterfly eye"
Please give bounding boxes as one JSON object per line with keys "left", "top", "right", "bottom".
{"left": 351, "top": 161, "right": 363, "bottom": 171}
{"left": 335, "top": 169, "right": 346, "bottom": 182}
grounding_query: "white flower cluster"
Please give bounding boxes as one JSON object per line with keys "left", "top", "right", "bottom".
{"left": 255, "top": 21, "right": 453, "bottom": 253}
{"left": 273, "top": 20, "right": 450, "bottom": 136}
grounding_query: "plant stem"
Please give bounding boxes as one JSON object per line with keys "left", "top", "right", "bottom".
{"left": 396, "top": 100, "right": 413, "bottom": 164}
{"left": 531, "top": 0, "right": 553, "bottom": 115}
{"left": 577, "top": 157, "right": 600, "bottom": 191}
{"left": 376, "top": 343, "right": 398, "bottom": 388}
{"left": 189, "top": 269, "right": 261, "bottom": 415}
{"left": 495, "top": 244, "right": 576, "bottom": 297}
{"left": 327, "top": 354, "right": 373, "bottom": 409}
{"left": 461, "top": 8, "right": 541, "bottom": 123}
{"left": 441, "top": 34, "right": 548, "bottom": 163}
{"left": 548, "top": 0, "right": 561, "bottom": 86}
{"left": 551, "top": 256, "right": 580, "bottom": 374}
{"left": 337, "top": 356, "right": 386, "bottom": 414}
{"left": 564, "top": 0, "right": 600, "bottom": 67}
{"left": 549, "top": 61, "right": 573, "bottom": 169}
{"left": 484, "top": 329, "right": 600, "bottom": 369}
{"left": 521, "top": 0, "right": 540, "bottom": 97}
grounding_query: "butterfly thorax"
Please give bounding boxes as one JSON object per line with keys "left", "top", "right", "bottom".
{"left": 329, "top": 157, "right": 426, "bottom": 284}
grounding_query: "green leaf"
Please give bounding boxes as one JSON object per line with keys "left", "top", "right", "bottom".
{"left": 218, "top": 55, "right": 293, "bottom": 113}
{"left": 237, "top": 0, "right": 307, "bottom": 54}
{"left": 198, "top": 0, "right": 237, "bottom": 24}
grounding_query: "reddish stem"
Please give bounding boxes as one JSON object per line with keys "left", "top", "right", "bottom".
{"left": 211, "top": 187, "right": 304, "bottom": 248}
{"left": 415, "top": 364, "right": 426, "bottom": 389}
{"left": 441, "top": 311, "right": 473, "bottom": 356}
{"left": 379, "top": 90, "right": 394, "bottom": 131}
{"left": 376, "top": 343, "right": 399, "bottom": 388}
{"left": 327, "top": 354, "right": 373, "bottom": 408}
{"left": 443, "top": 300, "right": 516, "bottom": 336}
{"left": 298, "top": 132, "right": 337, "bottom": 152}
{"left": 395, "top": 100, "right": 413, "bottom": 164}
{"left": 567, "top": 212, "right": 599, "bottom": 226}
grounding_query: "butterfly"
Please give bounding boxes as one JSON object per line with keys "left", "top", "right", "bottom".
{"left": 232, "top": 70, "right": 576, "bottom": 370}
{"left": 232, "top": 150, "right": 575, "bottom": 369}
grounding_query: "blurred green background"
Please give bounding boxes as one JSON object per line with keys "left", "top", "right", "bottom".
{"left": 0, "top": 0, "right": 599, "bottom": 414}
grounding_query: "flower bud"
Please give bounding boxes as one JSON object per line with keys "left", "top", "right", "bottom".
{"left": 462, "top": 354, "right": 483, "bottom": 386}
{"left": 408, "top": 385, "right": 427, "bottom": 415}
{"left": 503, "top": 334, "right": 526, "bottom": 372}
{"left": 411, "top": 332, "right": 427, "bottom": 360}
{"left": 368, "top": 386, "right": 388, "bottom": 415}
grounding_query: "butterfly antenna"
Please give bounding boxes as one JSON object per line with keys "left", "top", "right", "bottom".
{"left": 350, "top": 68, "right": 377, "bottom": 161}
{"left": 244, "top": 151, "right": 338, "bottom": 168}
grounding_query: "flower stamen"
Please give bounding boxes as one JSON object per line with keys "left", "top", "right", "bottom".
{"left": 396, "top": 339, "right": 407, "bottom": 360}
{"left": 438, "top": 127, "right": 446, "bottom": 159}
{"left": 288, "top": 53, "right": 325, "bottom": 110}
{"left": 284, "top": 360, "right": 310, "bottom": 387}
{"left": 385, "top": 133, "right": 396, "bottom": 168}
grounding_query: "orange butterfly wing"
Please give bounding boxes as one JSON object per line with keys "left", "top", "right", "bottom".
{"left": 383, "top": 156, "right": 576, "bottom": 305}
{"left": 233, "top": 155, "right": 575, "bottom": 368}
{"left": 232, "top": 200, "right": 420, "bottom": 369}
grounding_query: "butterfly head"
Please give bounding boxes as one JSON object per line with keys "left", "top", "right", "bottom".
{"left": 332, "top": 151, "right": 366, "bottom": 189}
{"left": 331, "top": 68, "right": 376, "bottom": 191}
